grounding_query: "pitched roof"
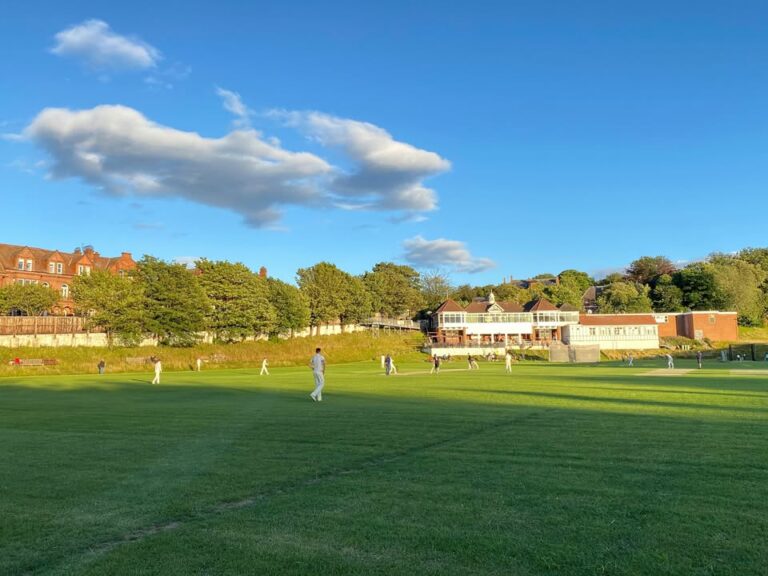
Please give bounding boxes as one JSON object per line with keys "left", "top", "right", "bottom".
{"left": 559, "top": 303, "right": 580, "bottom": 312}
{"left": 578, "top": 314, "right": 657, "bottom": 326}
{"left": 0, "top": 243, "right": 134, "bottom": 274}
{"left": 434, "top": 299, "right": 464, "bottom": 313}
{"left": 582, "top": 286, "right": 605, "bottom": 301}
{"left": 523, "top": 298, "right": 558, "bottom": 312}
{"left": 500, "top": 301, "right": 523, "bottom": 312}
{"left": 464, "top": 301, "right": 487, "bottom": 313}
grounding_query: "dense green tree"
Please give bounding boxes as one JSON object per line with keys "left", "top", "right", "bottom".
{"left": 596, "top": 282, "right": 653, "bottom": 313}
{"left": 72, "top": 270, "right": 146, "bottom": 345}
{"left": 0, "top": 283, "right": 59, "bottom": 316}
{"left": 675, "top": 262, "right": 727, "bottom": 311}
{"left": 136, "top": 256, "right": 209, "bottom": 346}
{"left": 597, "top": 272, "right": 625, "bottom": 286}
{"left": 737, "top": 247, "right": 768, "bottom": 274}
{"left": 362, "top": 262, "right": 424, "bottom": 318}
{"left": 420, "top": 270, "right": 453, "bottom": 312}
{"left": 196, "top": 259, "right": 275, "bottom": 342}
{"left": 626, "top": 256, "right": 676, "bottom": 286}
{"left": 297, "top": 262, "right": 350, "bottom": 333}
{"left": 651, "top": 274, "right": 684, "bottom": 312}
{"left": 710, "top": 257, "right": 766, "bottom": 325}
{"left": 544, "top": 269, "right": 593, "bottom": 308}
{"left": 267, "top": 278, "right": 310, "bottom": 337}
{"left": 339, "top": 275, "right": 373, "bottom": 329}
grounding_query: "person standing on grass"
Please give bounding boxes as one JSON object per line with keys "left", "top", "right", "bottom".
{"left": 696, "top": 350, "right": 703, "bottom": 369}
{"left": 384, "top": 354, "right": 392, "bottom": 376}
{"left": 665, "top": 354, "right": 674, "bottom": 369}
{"left": 309, "top": 347, "right": 326, "bottom": 401}
{"left": 627, "top": 353, "right": 634, "bottom": 367}
{"left": 196, "top": 357, "right": 203, "bottom": 372}
{"left": 390, "top": 356, "right": 398, "bottom": 375}
{"left": 97, "top": 359, "right": 106, "bottom": 375}
{"left": 260, "top": 357, "right": 269, "bottom": 376}
{"left": 151, "top": 358, "right": 162, "bottom": 384}
{"left": 505, "top": 351, "right": 513, "bottom": 373}
{"left": 430, "top": 354, "right": 440, "bottom": 374}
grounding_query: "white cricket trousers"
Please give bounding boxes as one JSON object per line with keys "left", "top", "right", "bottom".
{"left": 311, "top": 372, "right": 325, "bottom": 400}
{"left": 260, "top": 365, "right": 269, "bottom": 375}
{"left": 152, "top": 372, "right": 160, "bottom": 384}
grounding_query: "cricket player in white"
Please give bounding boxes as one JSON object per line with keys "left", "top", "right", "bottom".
{"left": 260, "top": 358, "right": 269, "bottom": 376}
{"left": 666, "top": 354, "right": 674, "bottom": 369}
{"left": 152, "top": 359, "right": 162, "bottom": 384}
{"left": 310, "top": 347, "right": 326, "bottom": 401}
{"left": 505, "top": 351, "right": 512, "bottom": 373}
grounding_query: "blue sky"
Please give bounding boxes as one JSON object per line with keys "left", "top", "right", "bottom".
{"left": 2, "top": 1, "right": 767, "bottom": 285}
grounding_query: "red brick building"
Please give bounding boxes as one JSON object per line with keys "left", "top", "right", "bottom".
{"left": 0, "top": 243, "right": 136, "bottom": 315}
{"left": 654, "top": 311, "right": 738, "bottom": 341}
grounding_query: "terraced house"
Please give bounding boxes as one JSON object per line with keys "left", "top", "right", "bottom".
{"left": 0, "top": 243, "right": 136, "bottom": 315}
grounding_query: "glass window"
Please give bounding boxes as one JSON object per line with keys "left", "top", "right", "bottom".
{"left": 17, "top": 259, "right": 24, "bottom": 270}
{"left": 56, "top": 262, "right": 63, "bottom": 274}
{"left": 48, "top": 262, "right": 55, "bottom": 273}
{"left": 61, "top": 284, "right": 69, "bottom": 298}
{"left": 25, "top": 259, "right": 33, "bottom": 271}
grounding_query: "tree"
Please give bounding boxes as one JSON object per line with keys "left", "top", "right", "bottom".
{"left": 651, "top": 274, "right": 684, "bottom": 312}
{"left": 72, "top": 270, "right": 146, "bottom": 345}
{"left": 362, "top": 262, "right": 424, "bottom": 318}
{"left": 267, "top": 278, "right": 310, "bottom": 337}
{"left": 196, "top": 259, "right": 276, "bottom": 342}
{"left": 597, "top": 272, "right": 625, "bottom": 286}
{"left": 675, "top": 262, "right": 727, "bottom": 311}
{"left": 544, "top": 269, "right": 593, "bottom": 308}
{"left": 136, "top": 256, "right": 209, "bottom": 346}
{"left": 710, "top": 257, "right": 766, "bottom": 326}
{"left": 0, "top": 283, "right": 59, "bottom": 316}
{"left": 339, "top": 275, "right": 373, "bottom": 329}
{"left": 297, "top": 262, "right": 350, "bottom": 333}
{"left": 597, "top": 282, "right": 653, "bottom": 313}
{"left": 420, "top": 270, "right": 452, "bottom": 312}
{"left": 626, "top": 256, "right": 676, "bottom": 286}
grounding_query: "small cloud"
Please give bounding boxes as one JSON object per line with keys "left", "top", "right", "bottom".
{"left": 403, "top": 235, "right": 495, "bottom": 273}
{"left": 174, "top": 256, "right": 199, "bottom": 269}
{"left": 144, "top": 63, "right": 191, "bottom": 90}
{"left": 51, "top": 19, "right": 161, "bottom": 71}
{"left": 389, "top": 213, "right": 428, "bottom": 224}
{"left": 215, "top": 86, "right": 252, "bottom": 127}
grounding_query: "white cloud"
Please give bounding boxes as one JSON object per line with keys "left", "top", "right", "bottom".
{"left": 215, "top": 87, "right": 252, "bottom": 126}
{"left": 276, "top": 110, "right": 450, "bottom": 214}
{"left": 52, "top": 19, "right": 160, "bottom": 71}
{"left": 403, "top": 235, "right": 495, "bottom": 273}
{"left": 23, "top": 105, "right": 331, "bottom": 227}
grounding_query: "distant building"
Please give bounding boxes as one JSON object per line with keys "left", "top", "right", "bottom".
{"left": 653, "top": 311, "right": 738, "bottom": 341}
{"left": 0, "top": 243, "right": 136, "bottom": 315}
{"left": 581, "top": 285, "right": 605, "bottom": 313}
{"left": 562, "top": 314, "right": 660, "bottom": 350}
{"left": 429, "top": 293, "right": 579, "bottom": 348}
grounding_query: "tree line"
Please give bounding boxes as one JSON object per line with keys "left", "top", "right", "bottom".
{"left": 1, "top": 247, "right": 766, "bottom": 346}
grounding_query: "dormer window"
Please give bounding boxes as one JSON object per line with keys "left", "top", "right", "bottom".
{"left": 25, "top": 259, "right": 33, "bottom": 271}
{"left": 48, "top": 262, "right": 55, "bottom": 273}
{"left": 56, "top": 262, "right": 63, "bottom": 274}
{"left": 17, "top": 259, "right": 24, "bottom": 270}
{"left": 77, "top": 265, "right": 91, "bottom": 276}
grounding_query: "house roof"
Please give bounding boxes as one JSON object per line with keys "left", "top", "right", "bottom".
{"left": 559, "top": 303, "right": 580, "bottom": 312}
{"left": 578, "top": 314, "right": 657, "bottom": 326}
{"left": 0, "top": 243, "right": 134, "bottom": 274}
{"left": 582, "top": 286, "right": 605, "bottom": 301}
{"left": 434, "top": 299, "right": 464, "bottom": 313}
{"left": 523, "top": 298, "right": 558, "bottom": 312}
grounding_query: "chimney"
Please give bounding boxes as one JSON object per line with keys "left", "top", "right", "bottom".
{"left": 259, "top": 266, "right": 267, "bottom": 278}
{"left": 121, "top": 252, "right": 132, "bottom": 258}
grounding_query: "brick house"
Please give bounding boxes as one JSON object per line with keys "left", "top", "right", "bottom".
{"left": 0, "top": 243, "right": 136, "bottom": 315}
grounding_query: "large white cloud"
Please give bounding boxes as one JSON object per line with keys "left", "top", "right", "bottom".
{"left": 24, "top": 105, "right": 331, "bottom": 226}
{"left": 403, "top": 235, "right": 495, "bottom": 273}
{"left": 277, "top": 111, "right": 450, "bottom": 213}
{"left": 52, "top": 19, "right": 160, "bottom": 70}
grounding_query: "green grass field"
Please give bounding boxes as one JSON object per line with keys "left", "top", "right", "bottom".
{"left": 2, "top": 358, "right": 767, "bottom": 575}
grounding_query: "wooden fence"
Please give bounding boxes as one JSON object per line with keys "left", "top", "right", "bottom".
{"left": 0, "top": 316, "right": 93, "bottom": 336}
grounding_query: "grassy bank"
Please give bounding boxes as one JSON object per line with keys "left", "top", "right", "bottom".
{"left": 0, "top": 331, "right": 424, "bottom": 377}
